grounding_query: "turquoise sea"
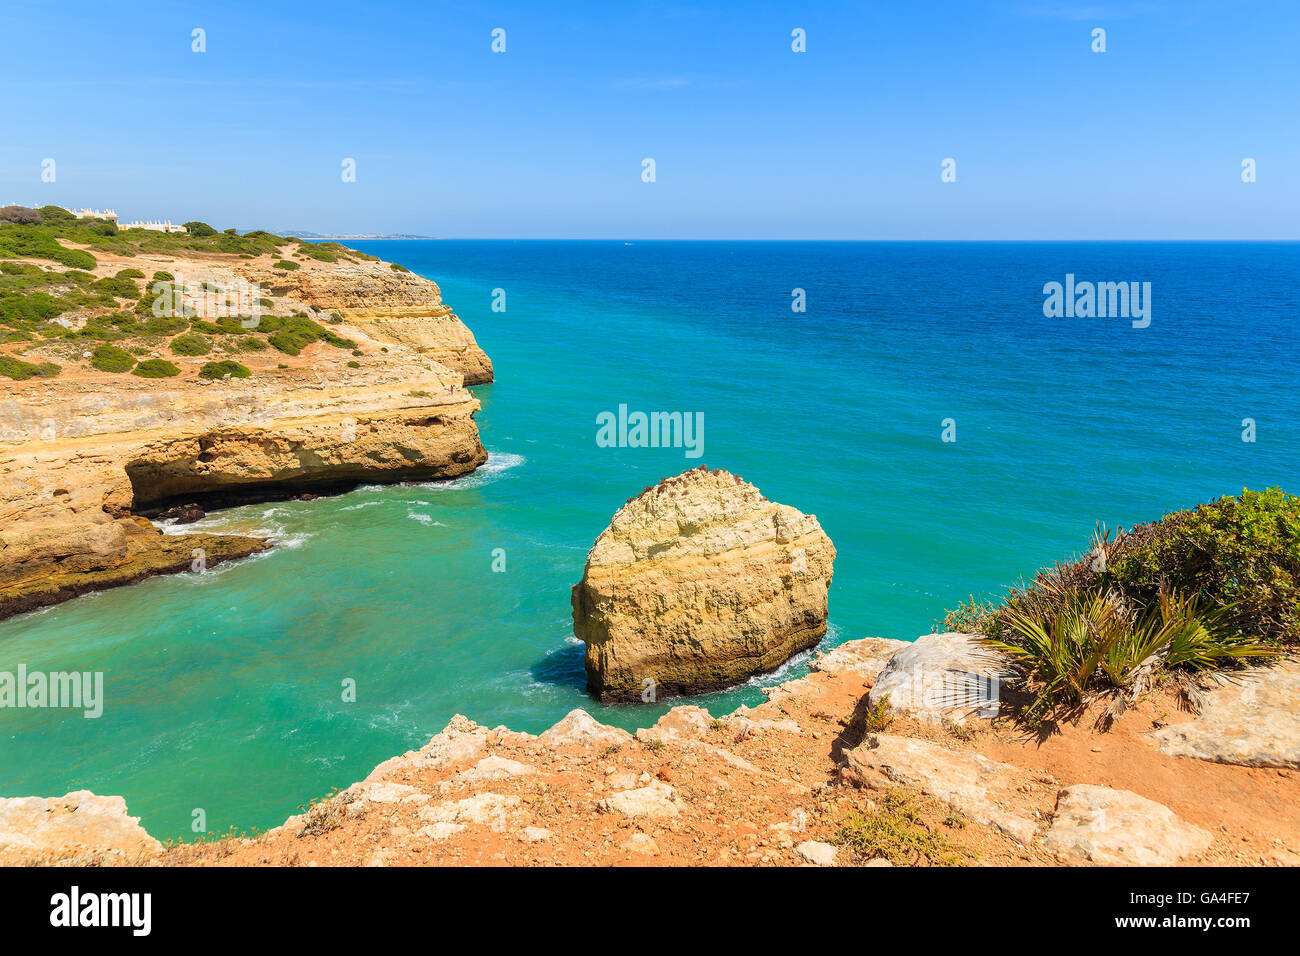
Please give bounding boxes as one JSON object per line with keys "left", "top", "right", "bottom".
{"left": 2, "top": 240, "right": 1297, "bottom": 840}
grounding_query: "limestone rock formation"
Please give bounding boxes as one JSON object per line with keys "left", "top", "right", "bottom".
{"left": 0, "top": 791, "right": 159, "bottom": 862}
{"left": 1043, "top": 785, "right": 1213, "bottom": 866}
{"left": 265, "top": 264, "right": 493, "bottom": 385}
{"left": 868, "top": 632, "right": 1012, "bottom": 723}
{"left": 572, "top": 466, "right": 836, "bottom": 701}
{"left": 0, "top": 244, "right": 492, "bottom": 620}
{"left": 844, "top": 733, "right": 1039, "bottom": 844}
{"left": 1148, "top": 658, "right": 1300, "bottom": 769}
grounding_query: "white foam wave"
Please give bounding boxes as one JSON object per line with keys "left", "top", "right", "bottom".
{"left": 412, "top": 450, "right": 526, "bottom": 491}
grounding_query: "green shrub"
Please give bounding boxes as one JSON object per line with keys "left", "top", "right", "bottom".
{"left": 273, "top": 260, "right": 299, "bottom": 271}
{"left": 140, "top": 314, "right": 189, "bottom": 336}
{"left": 1109, "top": 488, "right": 1300, "bottom": 646}
{"left": 132, "top": 358, "right": 182, "bottom": 378}
{"left": 0, "top": 355, "right": 60, "bottom": 380}
{"left": 834, "top": 790, "right": 969, "bottom": 866}
{"left": 198, "top": 360, "right": 251, "bottom": 380}
{"left": 184, "top": 221, "right": 218, "bottom": 237}
{"left": 37, "top": 206, "right": 74, "bottom": 222}
{"left": 346, "top": 360, "right": 360, "bottom": 368}
{"left": 953, "top": 489, "right": 1300, "bottom": 650}
{"left": 117, "top": 268, "right": 145, "bottom": 279}
{"left": 390, "top": 263, "right": 409, "bottom": 273}
{"left": 984, "top": 585, "right": 1276, "bottom": 722}
{"left": 240, "top": 336, "right": 268, "bottom": 351}
{"left": 260, "top": 313, "right": 355, "bottom": 356}
{"left": 93, "top": 274, "right": 140, "bottom": 298}
{"left": 151, "top": 271, "right": 174, "bottom": 282}
{"left": 170, "top": 333, "right": 212, "bottom": 356}
{"left": 90, "top": 344, "right": 136, "bottom": 372}
{"left": 306, "top": 247, "right": 337, "bottom": 262}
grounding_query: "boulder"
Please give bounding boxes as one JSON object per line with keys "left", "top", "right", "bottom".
{"left": 596, "top": 782, "right": 681, "bottom": 820}
{"left": 1043, "top": 785, "right": 1213, "bottom": 866}
{"left": 1149, "top": 658, "right": 1300, "bottom": 769}
{"left": 537, "top": 709, "right": 633, "bottom": 749}
{"left": 0, "top": 791, "right": 159, "bottom": 860}
{"left": 868, "top": 632, "right": 1012, "bottom": 723}
{"left": 795, "top": 840, "right": 839, "bottom": 866}
{"left": 573, "top": 466, "right": 836, "bottom": 701}
{"left": 844, "top": 734, "right": 1038, "bottom": 844}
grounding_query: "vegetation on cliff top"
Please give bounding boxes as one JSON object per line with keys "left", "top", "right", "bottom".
{"left": 0, "top": 209, "right": 375, "bottom": 381}
{"left": 945, "top": 488, "right": 1295, "bottom": 722}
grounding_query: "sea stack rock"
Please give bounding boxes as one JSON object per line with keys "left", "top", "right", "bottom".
{"left": 572, "top": 466, "right": 836, "bottom": 702}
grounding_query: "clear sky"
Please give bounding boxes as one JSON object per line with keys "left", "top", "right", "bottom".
{"left": 2, "top": 0, "right": 1296, "bottom": 239}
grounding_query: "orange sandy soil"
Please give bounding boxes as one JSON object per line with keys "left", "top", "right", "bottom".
{"left": 132, "top": 666, "right": 1298, "bottom": 868}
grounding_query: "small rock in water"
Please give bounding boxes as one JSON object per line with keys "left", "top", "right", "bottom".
{"left": 156, "top": 502, "right": 206, "bottom": 524}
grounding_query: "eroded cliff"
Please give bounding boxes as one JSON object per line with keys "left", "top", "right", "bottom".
{"left": 0, "top": 237, "right": 492, "bottom": 620}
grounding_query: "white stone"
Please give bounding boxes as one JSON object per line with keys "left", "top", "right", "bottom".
{"left": 868, "top": 632, "right": 1012, "bottom": 722}
{"left": 795, "top": 840, "right": 838, "bottom": 866}
{"left": 1149, "top": 659, "right": 1300, "bottom": 768}
{"left": 1043, "top": 785, "right": 1213, "bottom": 866}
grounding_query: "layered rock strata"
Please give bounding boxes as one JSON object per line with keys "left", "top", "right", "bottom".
{"left": 0, "top": 248, "right": 490, "bottom": 620}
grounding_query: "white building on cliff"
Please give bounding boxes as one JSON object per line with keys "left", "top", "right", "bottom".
{"left": 117, "top": 219, "right": 188, "bottom": 233}
{"left": 73, "top": 207, "right": 118, "bottom": 222}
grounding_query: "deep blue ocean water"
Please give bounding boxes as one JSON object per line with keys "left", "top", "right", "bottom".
{"left": 1, "top": 240, "right": 1296, "bottom": 840}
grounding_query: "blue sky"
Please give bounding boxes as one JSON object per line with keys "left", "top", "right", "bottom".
{"left": 2, "top": 0, "right": 1296, "bottom": 238}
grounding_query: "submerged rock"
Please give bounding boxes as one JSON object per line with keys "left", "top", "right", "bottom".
{"left": 573, "top": 466, "right": 836, "bottom": 701}
{"left": 154, "top": 502, "right": 206, "bottom": 524}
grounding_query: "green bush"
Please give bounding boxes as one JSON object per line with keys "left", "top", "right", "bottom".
{"left": 306, "top": 247, "right": 337, "bottom": 262}
{"left": 984, "top": 585, "right": 1276, "bottom": 723}
{"left": 390, "top": 263, "right": 409, "bottom": 273}
{"left": 260, "top": 313, "right": 355, "bottom": 356}
{"left": 90, "top": 344, "right": 136, "bottom": 373}
{"left": 198, "top": 360, "right": 251, "bottom": 380}
{"left": 132, "top": 358, "right": 182, "bottom": 378}
{"left": 93, "top": 274, "right": 140, "bottom": 298}
{"left": 117, "top": 268, "right": 145, "bottom": 279}
{"left": 37, "top": 206, "right": 75, "bottom": 222}
{"left": 139, "top": 314, "right": 189, "bottom": 336}
{"left": 1109, "top": 488, "right": 1300, "bottom": 645}
{"left": 240, "top": 336, "right": 268, "bottom": 351}
{"left": 170, "top": 332, "right": 212, "bottom": 356}
{"left": 949, "top": 488, "right": 1300, "bottom": 650}
{"left": 272, "top": 259, "right": 299, "bottom": 271}
{"left": 184, "top": 221, "right": 218, "bottom": 237}
{"left": 0, "top": 355, "right": 60, "bottom": 380}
